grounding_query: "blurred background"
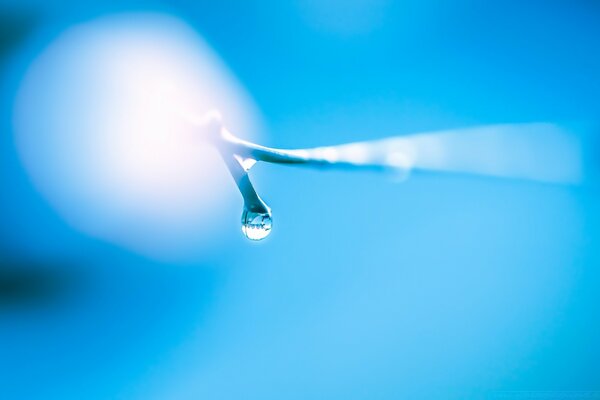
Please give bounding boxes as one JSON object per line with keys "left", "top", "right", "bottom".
{"left": 0, "top": 0, "right": 599, "bottom": 399}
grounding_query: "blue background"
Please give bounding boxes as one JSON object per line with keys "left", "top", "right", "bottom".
{"left": 0, "top": 1, "right": 599, "bottom": 399}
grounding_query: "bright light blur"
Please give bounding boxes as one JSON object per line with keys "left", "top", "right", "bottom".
{"left": 405, "top": 123, "right": 583, "bottom": 183}
{"left": 304, "top": 123, "right": 582, "bottom": 184}
{"left": 381, "top": 123, "right": 583, "bottom": 184}
{"left": 13, "top": 13, "right": 259, "bottom": 260}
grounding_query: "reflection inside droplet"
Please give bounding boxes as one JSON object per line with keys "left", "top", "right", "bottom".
{"left": 241, "top": 207, "right": 272, "bottom": 240}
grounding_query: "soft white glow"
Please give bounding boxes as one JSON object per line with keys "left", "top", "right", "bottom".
{"left": 301, "top": 123, "right": 582, "bottom": 184}
{"left": 14, "top": 13, "right": 260, "bottom": 260}
{"left": 398, "top": 123, "right": 583, "bottom": 184}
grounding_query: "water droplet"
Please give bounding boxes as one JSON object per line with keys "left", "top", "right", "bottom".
{"left": 241, "top": 208, "right": 272, "bottom": 240}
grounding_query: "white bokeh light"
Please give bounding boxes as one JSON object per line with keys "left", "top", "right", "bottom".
{"left": 13, "top": 13, "right": 260, "bottom": 260}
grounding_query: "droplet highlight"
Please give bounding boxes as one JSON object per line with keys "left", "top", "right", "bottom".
{"left": 241, "top": 208, "right": 272, "bottom": 240}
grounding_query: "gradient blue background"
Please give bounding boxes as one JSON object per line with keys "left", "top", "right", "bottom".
{"left": 0, "top": 1, "right": 599, "bottom": 399}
